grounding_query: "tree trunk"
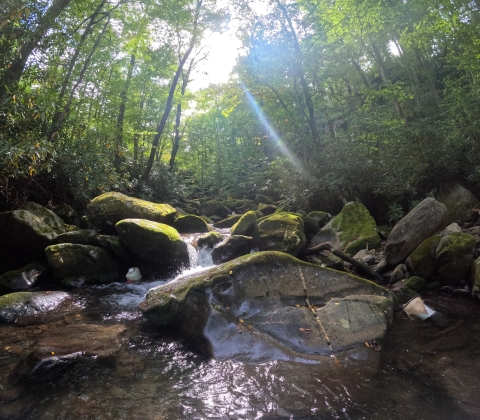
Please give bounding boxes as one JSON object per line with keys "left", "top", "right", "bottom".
{"left": 142, "top": 0, "right": 202, "bottom": 180}
{"left": 0, "top": 0, "right": 73, "bottom": 103}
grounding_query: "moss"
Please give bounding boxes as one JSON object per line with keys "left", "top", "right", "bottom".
{"left": 173, "top": 214, "right": 210, "bottom": 233}
{"left": 197, "top": 231, "right": 223, "bottom": 248}
{"left": 257, "top": 213, "right": 306, "bottom": 255}
{"left": 24, "top": 202, "right": 66, "bottom": 234}
{"left": 331, "top": 202, "right": 380, "bottom": 256}
{"left": 231, "top": 211, "right": 257, "bottom": 236}
{"left": 405, "top": 235, "right": 442, "bottom": 280}
{"left": 0, "top": 292, "right": 35, "bottom": 309}
{"left": 404, "top": 276, "right": 425, "bottom": 292}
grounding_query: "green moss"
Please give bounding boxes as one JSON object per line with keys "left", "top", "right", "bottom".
{"left": 0, "top": 292, "right": 35, "bottom": 309}
{"left": 173, "top": 214, "right": 210, "bottom": 233}
{"left": 257, "top": 213, "right": 306, "bottom": 255}
{"left": 331, "top": 202, "right": 380, "bottom": 256}
{"left": 231, "top": 211, "right": 257, "bottom": 236}
{"left": 404, "top": 276, "right": 425, "bottom": 292}
{"left": 405, "top": 235, "right": 442, "bottom": 280}
{"left": 197, "top": 231, "right": 224, "bottom": 248}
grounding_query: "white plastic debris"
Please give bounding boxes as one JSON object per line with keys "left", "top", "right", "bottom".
{"left": 126, "top": 267, "right": 142, "bottom": 282}
{"left": 403, "top": 297, "right": 436, "bottom": 320}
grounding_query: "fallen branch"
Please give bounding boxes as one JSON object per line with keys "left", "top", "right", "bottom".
{"left": 302, "top": 242, "right": 385, "bottom": 284}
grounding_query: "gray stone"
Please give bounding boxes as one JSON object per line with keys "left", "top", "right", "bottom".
{"left": 385, "top": 198, "right": 448, "bottom": 264}
{"left": 24, "top": 202, "right": 66, "bottom": 234}
{"left": 212, "top": 235, "right": 254, "bottom": 264}
{"left": 438, "top": 182, "right": 480, "bottom": 225}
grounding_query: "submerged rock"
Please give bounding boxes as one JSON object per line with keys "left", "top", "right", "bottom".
{"left": 385, "top": 198, "right": 448, "bottom": 265}
{"left": 140, "top": 251, "right": 393, "bottom": 362}
{"left": 86, "top": 192, "right": 177, "bottom": 233}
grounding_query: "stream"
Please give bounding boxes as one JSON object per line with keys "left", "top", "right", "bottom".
{"left": 1, "top": 234, "right": 480, "bottom": 419}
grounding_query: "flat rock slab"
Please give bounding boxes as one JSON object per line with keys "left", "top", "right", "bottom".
{"left": 140, "top": 251, "right": 394, "bottom": 362}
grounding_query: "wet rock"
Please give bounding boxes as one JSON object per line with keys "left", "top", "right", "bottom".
{"left": 212, "top": 235, "right": 254, "bottom": 264}
{"left": 52, "top": 229, "right": 97, "bottom": 245}
{"left": 213, "top": 214, "right": 242, "bottom": 229}
{"left": 196, "top": 232, "right": 224, "bottom": 249}
{"left": 0, "top": 264, "right": 47, "bottom": 291}
{"left": 10, "top": 323, "right": 127, "bottom": 382}
{"left": 140, "top": 251, "right": 393, "bottom": 361}
{"left": 116, "top": 219, "right": 189, "bottom": 271}
{"left": 385, "top": 198, "right": 448, "bottom": 265}
{"left": 231, "top": 211, "right": 257, "bottom": 237}
{"left": 172, "top": 214, "right": 210, "bottom": 233}
{"left": 0, "top": 291, "right": 70, "bottom": 323}
{"left": 86, "top": 192, "right": 177, "bottom": 233}
{"left": 436, "top": 232, "right": 476, "bottom": 286}
{"left": 405, "top": 234, "right": 443, "bottom": 280}
{"left": 45, "top": 244, "right": 125, "bottom": 283}
{"left": 437, "top": 182, "right": 480, "bottom": 225}
{"left": 256, "top": 213, "right": 305, "bottom": 256}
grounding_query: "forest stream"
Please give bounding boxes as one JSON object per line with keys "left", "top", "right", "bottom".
{"left": 1, "top": 234, "right": 480, "bottom": 420}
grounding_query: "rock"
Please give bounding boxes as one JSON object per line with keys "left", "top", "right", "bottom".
{"left": 302, "top": 215, "right": 319, "bottom": 236}
{"left": 51, "top": 203, "right": 81, "bottom": 227}
{"left": 304, "top": 253, "right": 344, "bottom": 270}
{"left": 385, "top": 198, "right": 448, "bottom": 265}
{"left": 24, "top": 202, "right": 66, "bottom": 234}
{"left": 196, "top": 232, "right": 224, "bottom": 249}
{"left": 213, "top": 214, "right": 242, "bottom": 229}
{"left": 172, "top": 215, "right": 210, "bottom": 233}
{"left": 445, "top": 223, "right": 462, "bottom": 233}
{"left": 45, "top": 244, "right": 125, "bottom": 283}
{"left": 198, "top": 200, "right": 230, "bottom": 218}
{"left": 256, "top": 213, "right": 305, "bottom": 256}
{"left": 93, "top": 234, "right": 136, "bottom": 262}
{"left": 389, "top": 264, "right": 408, "bottom": 284}
{"left": 437, "top": 182, "right": 480, "bottom": 225}
{"left": 254, "top": 194, "right": 274, "bottom": 205}
{"left": 467, "top": 226, "right": 480, "bottom": 236}
{"left": 0, "top": 210, "right": 57, "bottom": 262}
{"left": 10, "top": 323, "right": 127, "bottom": 382}
{"left": 0, "top": 264, "right": 47, "bottom": 291}
{"left": 86, "top": 192, "right": 177, "bottom": 233}
{"left": 0, "top": 291, "right": 70, "bottom": 323}
{"left": 231, "top": 211, "right": 257, "bottom": 237}
{"left": 52, "top": 229, "right": 96, "bottom": 245}
{"left": 307, "top": 211, "right": 330, "bottom": 228}
{"left": 405, "top": 235, "right": 443, "bottom": 280}
{"left": 436, "top": 232, "right": 476, "bottom": 286}
{"left": 199, "top": 215, "right": 214, "bottom": 224}
{"left": 311, "top": 202, "right": 380, "bottom": 256}
{"left": 257, "top": 203, "right": 277, "bottom": 215}
{"left": 403, "top": 276, "right": 425, "bottom": 292}
{"left": 471, "top": 257, "right": 480, "bottom": 299}
{"left": 116, "top": 219, "right": 189, "bottom": 271}
{"left": 353, "top": 249, "right": 374, "bottom": 260}
{"left": 139, "top": 251, "right": 393, "bottom": 361}
{"left": 212, "top": 236, "right": 254, "bottom": 264}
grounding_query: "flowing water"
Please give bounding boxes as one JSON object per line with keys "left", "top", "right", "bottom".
{"left": 1, "top": 236, "right": 480, "bottom": 419}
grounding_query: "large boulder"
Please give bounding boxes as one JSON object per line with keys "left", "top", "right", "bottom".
{"left": 198, "top": 200, "right": 229, "bottom": 218}
{"left": 405, "top": 235, "right": 443, "bottom": 280}
{"left": 213, "top": 214, "right": 242, "bottom": 229}
{"left": 435, "top": 232, "right": 476, "bottom": 286}
{"left": 52, "top": 229, "right": 96, "bottom": 245}
{"left": 256, "top": 213, "right": 305, "bottom": 256}
{"left": 438, "top": 183, "right": 480, "bottom": 225}
{"left": 172, "top": 214, "right": 210, "bottom": 233}
{"left": 45, "top": 244, "right": 125, "bottom": 283}
{"left": 212, "top": 235, "right": 254, "bottom": 264}
{"left": 93, "top": 235, "right": 135, "bottom": 262}
{"left": 385, "top": 198, "right": 448, "bottom": 265}
{"left": 52, "top": 203, "right": 81, "bottom": 227}
{"left": 139, "top": 252, "right": 393, "bottom": 361}
{"left": 24, "top": 202, "right": 66, "bottom": 234}
{"left": 116, "top": 219, "right": 189, "bottom": 271}
{"left": 311, "top": 202, "right": 380, "bottom": 256}
{"left": 0, "top": 264, "right": 47, "bottom": 291}
{"left": 231, "top": 211, "right": 257, "bottom": 237}
{"left": 86, "top": 192, "right": 177, "bottom": 233}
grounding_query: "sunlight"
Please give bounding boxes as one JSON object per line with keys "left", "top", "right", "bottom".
{"left": 240, "top": 82, "right": 306, "bottom": 175}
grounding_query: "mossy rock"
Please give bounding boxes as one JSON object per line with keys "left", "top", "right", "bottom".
{"left": 116, "top": 219, "right": 189, "bottom": 270}
{"left": 52, "top": 203, "right": 81, "bottom": 227}
{"left": 87, "top": 192, "right": 178, "bottom": 233}
{"left": 403, "top": 276, "right": 425, "bottom": 292}
{"left": 231, "top": 211, "right": 257, "bottom": 237}
{"left": 93, "top": 235, "right": 135, "bottom": 262}
{"left": 52, "top": 229, "right": 97, "bottom": 245}
{"left": 405, "top": 235, "right": 443, "bottom": 280}
{"left": 24, "top": 202, "right": 66, "bottom": 234}
{"left": 45, "top": 244, "right": 125, "bottom": 283}
{"left": 258, "top": 203, "right": 277, "bottom": 215}
{"left": 198, "top": 200, "right": 230, "bottom": 218}
{"left": 256, "top": 213, "right": 305, "bottom": 256}
{"left": 0, "top": 263, "right": 47, "bottom": 291}
{"left": 332, "top": 202, "right": 380, "bottom": 255}
{"left": 304, "top": 253, "right": 344, "bottom": 271}
{"left": 436, "top": 232, "right": 476, "bottom": 286}
{"left": 307, "top": 211, "right": 330, "bottom": 228}
{"left": 173, "top": 214, "right": 210, "bottom": 233}
{"left": 211, "top": 235, "right": 254, "bottom": 264}
{"left": 197, "top": 232, "right": 224, "bottom": 248}
{"left": 303, "top": 215, "right": 319, "bottom": 236}
{"left": 213, "top": 214, "right": 242, "bottom": 229}
{"left": 200, "top": 215, "right": 213, "bottom": 224}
